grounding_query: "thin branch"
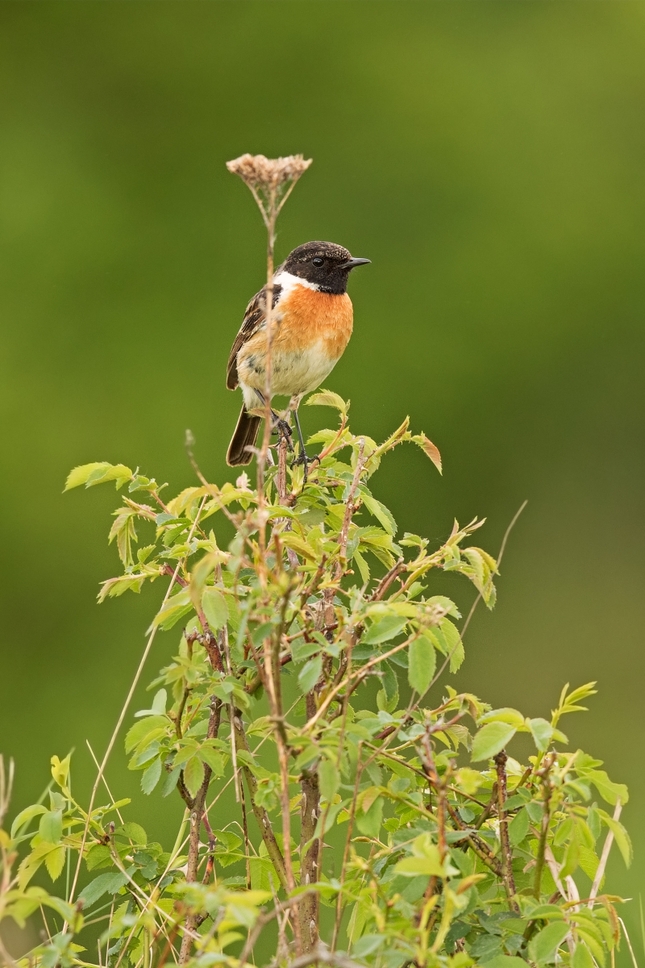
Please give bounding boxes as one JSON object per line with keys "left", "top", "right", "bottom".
{"left": 494, "top": 751, "right": 519, "bottom": 912}
{"left": 589, "top": 799, "right": 622, "bottom": 906}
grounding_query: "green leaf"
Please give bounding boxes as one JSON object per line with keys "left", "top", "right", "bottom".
{"left": 125, "top": 715, "right": 169, "bottom": 754}
{"left": 572, "top": 944, "right": 595, "bottom": 968}
{"left": 150, "top": 589, "right": 192, "bottom": 632}
{"left": 471, "top": 722, "right": 516, "bottom": 762}
{"left": 527, "top": 718, "right": 554, "bottom": 752}
{"left": 78, "top": 871, "right": 129, "bottom": 909}
{"left": 363, "top": 614, "right": 407, "bottom": 645}
{"left": 429, "top": 619, "right": 464, "bottom": 672}
{"left": 528, "top": 921, "right": 570, "bottom": 963}
{"left": 141, "top": 758, "right": 162, "bottom": 795}
{"left": 480, "top": 707, "right": 525, "bottom": 728}
{"left": 408, "top": 636, "right": 436, "bottom": 695}
{"left": 361, "top": 492, "right": 397, "bottom": 536}
{"left": 305, "top": 389, "right": 348, "bottom": 414}
{"left": 11, "top": 804, "right": 47, "bottom": 839}
{"left": 396, "top": 852, "right": 445, "bottom": 877}
{"left": 201, "top": 588, "right": 229, "bottom": 630}
{"left": 184, "top": 757, "right": 205, "bottom": 798}
{"left": 44, "top": 845, "right": 66, "bottom": 882}
{"left": 394, "top": 834, "right": 459, "bottom": 878}
{"left": 585, "top": 770, "right": 628, "bottom": 806}
{"left": 319, "top": 759, "right": 340, "bottom": 801}
{"left": 355, "top": 795, "right": 383, "bottom": 838}
{"left": 508, "top": 807, "right": 530, "bottom": 846}
{"left": 483, "top": 958, "right": 529, "bottom": 968}
{"left": 199, "top": 745, "right": 227, "bottom": 777}
{"left": 116, "top": 823, "right": 147, "bottom": 846}
{"left": 97, "top": 574, "right": 146, "bottom": 603}
{"left": 601, "top": 813, "right": 632, "bottom": 867}
{"left": 64, "top": 461, "right": 132, "bottom": 491}
{"left": 39, "top": 810, "right": 63, "bottom": 845}
{"left": 298, "top": 656, "right": 322, "bottom": 694}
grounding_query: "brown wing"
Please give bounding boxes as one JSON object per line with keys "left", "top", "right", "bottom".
{"left": 226, "top": 283, "right": 282, "bottom": 390}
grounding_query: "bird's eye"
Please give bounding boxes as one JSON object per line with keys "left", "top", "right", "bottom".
{"left": 312, "top": 257, "right": 324, "bottom": 267}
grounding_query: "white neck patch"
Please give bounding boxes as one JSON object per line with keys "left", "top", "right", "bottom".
{"left": 273, "top": 270, "right": 319, "bottom": 295}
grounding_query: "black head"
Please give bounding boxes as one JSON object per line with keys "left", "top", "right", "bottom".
{"left": 279, "top": 241, "right": 370, "bottom": 294}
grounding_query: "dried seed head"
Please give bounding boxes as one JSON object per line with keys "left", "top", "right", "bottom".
{"left": 226, "top": 153, "right": 312, "bottom": 232}
{"left": 226, "top": 153, "right": 312, "bottom": 193}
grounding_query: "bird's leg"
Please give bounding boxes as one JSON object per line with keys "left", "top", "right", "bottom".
{"left": 255, "top": 391, "right": 293, "bottom": 452}
{"left": 290, "top": 402, "right": 320, "bottom": 482}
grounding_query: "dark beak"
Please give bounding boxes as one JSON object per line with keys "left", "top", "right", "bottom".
{"left": 344, "top": 257, "right": 371, "bottom": 270}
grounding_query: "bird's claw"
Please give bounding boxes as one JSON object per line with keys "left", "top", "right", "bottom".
{"left": 291, "top": 451, "right": 321, "bottom": 482}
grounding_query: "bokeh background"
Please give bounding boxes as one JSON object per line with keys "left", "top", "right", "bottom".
{"left": 1, "top": 1, "right": 644, "bottom": 958}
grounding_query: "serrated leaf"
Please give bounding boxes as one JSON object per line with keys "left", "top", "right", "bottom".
{"left": 363, "top": 614, "right": 407, "bottom": 645}
{"left": 601, "top": 814, "right": 632, "bottom": 867}
{"left": 528, "top": 717, "right": 554, "bottom": 752}
{"left": 44, "top": 845, "right": 66, "bottom": 882}
{"left": 480, "top": 707, "right": 525, "bottom": 728}
{"left": 116, "top": 823, "right": 147, "bottom": 846}
{"left": 355, "top": 795, "right": 383, "bottom": 838}
{"left": 408, "top": 636, "right": 436, "bottom": 695}
{"left": 141, "top": 758, "right": 162, "bottom": 795}
{"left": 528, "top": 921, "right": 570, "bottom": 963}
{"left": 319, "top": 759, "right": 340, "bottom": 801}
{"left": 97, "top": 574, "right": 146, "bottom": 603}
{"left": 150, "top": 589, "right": 192, "bottom": 632}
{"left": 483, "top": 958, "right": 529, "bottom": 968}
{"left": 572, "top": 944, "right": 595, "bottom": 968}
{"left": 11, "top": 804, "right": 47, "bottom": 839}
{"left": 78, "top": 871, "right": 129, "bottom": 909}
{"left": 183, "top": 757, "right": 205, "bottom": 798}
{"left": 361, "top": 492, "right": 397, "bottom": 536}
{"left": 508, "top": 807, "right": 530, "bottom": 846}
{"left": 298, "top": 655, "right": 322, "bottom": 694}
{"left": 125, "top": 715, "right": 169, "bottom": 754}
{"left": 202, "top": 588, "right": 229, "bottom": 630}
{"left": 585, "top": 770, "right": 628, "bottom": 806}
{"left": 471, "top": 722, "right": 516, "bottom": 762}
{"left": 305, "top": 390, "right": 348, "bottom": 414}
{"left": 199, "top": 745, "right": 227, "bottom": 777}
{"left": 39, "top": 810, "right": 63, "bottom": 845}
{"left": 64, "top": 462, "right": 132, "bottom": 491}
{"left": 412, "top": 433, "right": 442, "bottom": 474}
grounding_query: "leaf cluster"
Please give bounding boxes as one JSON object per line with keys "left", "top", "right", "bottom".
{"left": 1, "top": 398, "right": 632, "bottom": 968}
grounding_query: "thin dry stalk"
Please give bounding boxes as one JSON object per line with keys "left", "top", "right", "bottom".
{"left": 589, "top": 799, "right": 622, "bottom": 906}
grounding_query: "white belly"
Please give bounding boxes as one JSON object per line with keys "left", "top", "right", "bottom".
{"left": 239, "top": 340, "right": 338, "bottom": 409}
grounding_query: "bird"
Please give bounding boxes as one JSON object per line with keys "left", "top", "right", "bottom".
{"left": 226, "top": 240, "right": 370, "bottom": 468}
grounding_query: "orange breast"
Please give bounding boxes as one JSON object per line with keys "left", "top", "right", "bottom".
{"left": 276, "top": 288, "right": 354, "bottom": 360}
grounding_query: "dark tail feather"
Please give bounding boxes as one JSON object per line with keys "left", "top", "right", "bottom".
{"left": 227, "top": 408, "right": 261, "bottom": 466}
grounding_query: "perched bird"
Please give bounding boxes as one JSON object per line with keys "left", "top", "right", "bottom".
{"left": 226, "top": 240, "right": 370, "bottom": 467}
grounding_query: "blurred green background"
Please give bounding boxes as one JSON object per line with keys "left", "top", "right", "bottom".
{"left": 1, "top": 0, "right": 644, "bottom": 956}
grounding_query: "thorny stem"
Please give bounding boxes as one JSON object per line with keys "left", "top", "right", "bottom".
{"left": 494, "top": 751, "right": 519, "bottom": 913}
{"left": 299, "top": 693, "right": 321, "bottom": 953}
{"left": 420, "top": 727, "right": 448, "bottom": 903}
{"left": 444, "top": 801, "right": 504, "bottom": 877}
{"left": 178, "top": 696, "right": 222, "bottom": 964}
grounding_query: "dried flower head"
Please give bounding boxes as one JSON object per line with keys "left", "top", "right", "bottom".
{"left": 226, "top": 153, "right": 311, "bottom": 193}
{"left": 226, "top": 153, "right": 312, "bottom": 233}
